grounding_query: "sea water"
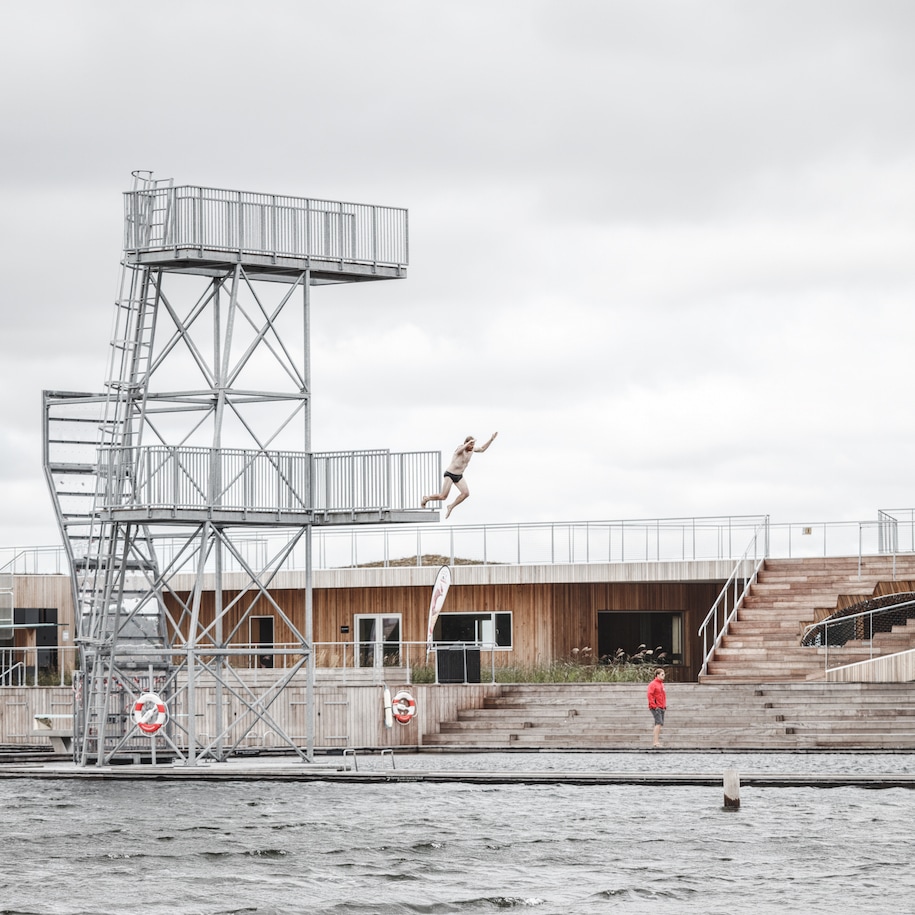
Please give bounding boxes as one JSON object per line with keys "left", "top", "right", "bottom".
{"left": 2, "top": 752, "right": 914, "bottom": 915}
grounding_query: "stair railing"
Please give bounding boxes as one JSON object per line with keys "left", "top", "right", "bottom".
{"left": 801, "top": 596, "right": 915, "bottom": 673}
{"left": 698, "top": 520, "right": 769, "bottom": 678}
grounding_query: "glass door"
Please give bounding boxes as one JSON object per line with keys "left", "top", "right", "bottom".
{"left": 355, "top": 615, "right": 402, "bottom": 669}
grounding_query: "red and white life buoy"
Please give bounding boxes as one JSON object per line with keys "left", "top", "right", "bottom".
{"left": 133, "top": 692, "right": 168, "bottom": 734}
{"left": 391, "top": 690, "right": 417, "bottom": 725}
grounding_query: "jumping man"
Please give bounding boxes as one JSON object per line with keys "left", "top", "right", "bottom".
{"left": 422, "top": 432, "right": 498, "bottom": 519}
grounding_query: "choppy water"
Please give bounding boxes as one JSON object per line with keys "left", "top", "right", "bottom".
{"left": 3, "top": 753, "right": 914, "bottom": 914}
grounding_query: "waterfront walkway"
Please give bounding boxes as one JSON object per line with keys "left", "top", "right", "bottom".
{"left": 2, "top": 753, "right": 914, "bottom": 789}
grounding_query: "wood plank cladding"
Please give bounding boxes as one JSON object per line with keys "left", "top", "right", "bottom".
{"left": 11, "top": 683, "right": 500, "bottom": 750}
{"left": 165, "top": 579, "right": 723, "bottom": 680}
{"left": 13, "top": 575, "right": 72, "bottom": 619}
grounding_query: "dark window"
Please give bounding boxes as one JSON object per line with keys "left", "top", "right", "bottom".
{"left": 597, "top": 611, "right": 683, "bottom": 665}
{"left": 434, "top": 612, "right": 512, "bottom": 649}
{"left": 13, "top": 608, "right": 58, "bottom": 669}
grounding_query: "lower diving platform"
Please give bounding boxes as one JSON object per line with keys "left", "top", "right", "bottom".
{"left": 83, "top": 445, "right": 441, "bottom": 527}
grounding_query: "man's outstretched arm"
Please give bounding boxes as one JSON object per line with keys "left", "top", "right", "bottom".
{"left": 475, "top": 432, "right": 498, "bottom": 452}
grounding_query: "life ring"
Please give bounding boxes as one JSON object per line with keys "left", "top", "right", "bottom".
{"left": 133, "top": 692, "right": 168, "bottom": 734}
{"left": 392, "top": 690, "right": 417, "bottom": 725}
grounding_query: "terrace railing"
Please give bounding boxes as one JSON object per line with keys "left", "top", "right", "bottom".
{"left": 7, "top": 511, "right": 915, "bottom": 577}
{"left": 124, "top": 184, "right": 408, "bottom": 267}
{"left": 801, "top": 595, "right": 915, "bottom": 673}
{"left": 97, "top": 446, "right": 439, "bottom": 516}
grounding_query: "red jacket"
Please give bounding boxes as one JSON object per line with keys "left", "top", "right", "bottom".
{"left": 647, "top": 677, "right": 666, "bottom": 710}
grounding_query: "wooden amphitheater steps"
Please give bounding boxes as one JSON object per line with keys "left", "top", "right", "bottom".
{"left": 422, "top": 682, "right": 915, "bottom": 751}
{"left": 701, "top": 555, "right": 915, "bottom": 683}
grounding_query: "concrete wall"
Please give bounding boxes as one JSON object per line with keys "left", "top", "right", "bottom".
{"left": 826, "top": 649, "right": 915, "bottom": 683}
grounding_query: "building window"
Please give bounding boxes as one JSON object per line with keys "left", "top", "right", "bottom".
{"left": 432, "top": 612, "right": 512, "bottom": 649}
{"left": 12, "top": 608, "right": 59, "bottom": 671}
{"left": 597, "top": 611, "right": 683, "bottom": 665}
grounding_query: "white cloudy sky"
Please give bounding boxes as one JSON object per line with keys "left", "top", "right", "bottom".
{"left": 1, "top": 0, "right": 914, "bottom": 548}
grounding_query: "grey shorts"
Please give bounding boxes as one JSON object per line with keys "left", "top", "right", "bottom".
{"left": 651, "top": 708, "right": 665, "bottom": 726}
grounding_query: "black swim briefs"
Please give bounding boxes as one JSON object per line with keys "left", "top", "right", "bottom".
{"left": 444, "top": 471, "right": 463, "bottom": 483}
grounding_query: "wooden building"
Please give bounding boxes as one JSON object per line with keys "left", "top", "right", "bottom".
{"left": 6, "top": 558, "right": 732, "bottom": 686}
{"left": 166, "top": 559, "right": 733, "bottom": 683}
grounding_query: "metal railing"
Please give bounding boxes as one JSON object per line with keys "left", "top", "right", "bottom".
{"left": 0, "top": 641, "right": 499, "bottom": 688}
{"left": 98, "top": 446, "right": 439, "bottom": 515}
{"left": 0, "top": 646, "right": 75, "bottom": 687}
{"left": 311, "top": 639, "right": 500, "bottom": 684}
{"left": 0, "top": 549, "right": 70, "bottom": 575}
{"left": 698, "top": 522, "right": 769, "bottom": 678}
{"left": 0, "top": 660, "right": 26, "bottom": 687}
{"left": 7, "top": 510, "right": 915, "bottom": 577}
{"left": 125, "top": 185, "right": 409, "bottom": 267}
{"left": 311, "top": 515, "right": 762, "bottom": 568}
{"left": 153, "top": 514, "right": 769, "bottom": 575}
{"left": 801, "top": 595, "right": 915, "bottom": 672}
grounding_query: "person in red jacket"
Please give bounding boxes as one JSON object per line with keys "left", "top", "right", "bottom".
{"left": 647, "top": 668, "right": 667, "bottom": 748}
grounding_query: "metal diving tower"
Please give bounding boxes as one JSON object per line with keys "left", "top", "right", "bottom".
{"left": 43, "top": 172, "right": 438, "bottom": 766}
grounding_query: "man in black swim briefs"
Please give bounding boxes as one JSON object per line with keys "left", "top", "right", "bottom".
{"left": 422, "top": 432, "right": 498, "bottom": 519}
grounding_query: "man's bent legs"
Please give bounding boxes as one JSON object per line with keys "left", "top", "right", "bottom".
{"left": 445, "top": 480, "right": 470, "bottom": 519}
{"left": 422, "top": 478, "right": 453, "bottom": 508}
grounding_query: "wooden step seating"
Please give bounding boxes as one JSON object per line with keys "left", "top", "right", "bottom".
{"left": 702, "top": 556, "right": 915, "bottom": 682}
{"left": 422, "top": 682, "right": 915, "bottom": 751}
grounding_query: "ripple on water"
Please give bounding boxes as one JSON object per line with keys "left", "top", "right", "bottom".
{"left": 2, "top": 759, "right": 914, "bottom": 915}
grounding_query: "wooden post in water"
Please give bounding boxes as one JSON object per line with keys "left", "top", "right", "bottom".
{"left": 723, "top": 769, "right": 741, "bottom": 809}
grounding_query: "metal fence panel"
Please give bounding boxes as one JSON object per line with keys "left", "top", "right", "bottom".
{"left": 125, "top": 186, "right": 409, "bottom": 266}
{"left": 99, "top": 446, "right": 435, "bottom": 514}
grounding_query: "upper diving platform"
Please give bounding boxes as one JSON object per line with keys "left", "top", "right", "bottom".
{"left": 124, "top": 181, "right": 408, "bottom": 285}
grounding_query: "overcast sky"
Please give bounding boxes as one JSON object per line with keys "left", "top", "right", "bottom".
{"left": 1, "top": 0, "right": 914, "bottom": 549}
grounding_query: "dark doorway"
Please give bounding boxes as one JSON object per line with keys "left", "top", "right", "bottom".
{"left": 251, "top": 615, "right": 274, "bottom": 668}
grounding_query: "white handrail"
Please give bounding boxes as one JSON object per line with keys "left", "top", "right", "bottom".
{"left": 802, "top": 596, "right": 915, "bottom": 673}
{"left": 698, "top": 521, "right": 769, "bottom": 678}
{"left": 6, "top": 511, "right": 915, "bottom": 575}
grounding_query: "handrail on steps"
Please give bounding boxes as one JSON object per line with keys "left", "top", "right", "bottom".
{"left": 800, "top": 596, "right": 915, "bottom": 675}
{"left": 698, "top": 521, "right": 769, "bottom": 678}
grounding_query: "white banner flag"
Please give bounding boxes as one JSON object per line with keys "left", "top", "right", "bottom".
{"left": 426, "top": 564, "right": 452, "bottom": 648}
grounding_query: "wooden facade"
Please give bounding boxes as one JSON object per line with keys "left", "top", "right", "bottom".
{"left": 3, "top": 682, "right": 500, "bottom": 750}
{"left": 8, "top": 575, "right": 75, "bottom": 680}
{"left": 7, "top": 561, "right": 731, "bottom": 686}
{"left": 166, "top": 573, "right": 726, "bottom": 682}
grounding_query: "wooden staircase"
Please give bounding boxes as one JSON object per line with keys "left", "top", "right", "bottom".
{"left": 421, "top": 682, "right": 915, "bottom": 750}
{"left": 421, "top": 556, "right": 915, "bottom": 752}
{"left": 701, "top": 556, "right": 915, "bottom": 682}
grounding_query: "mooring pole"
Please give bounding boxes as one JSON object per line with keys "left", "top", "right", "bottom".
{"left": 723, "top": 769, "right": 741, "bottom": 809}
